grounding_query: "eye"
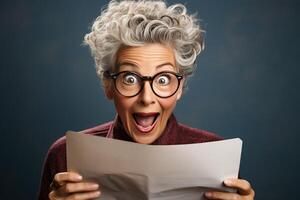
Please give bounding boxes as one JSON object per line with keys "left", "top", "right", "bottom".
{"left": 156, "top": 74, "right": 170, "bottom": 85}
{"left": 123, "top": 73, "right": 138, "bottom": 85}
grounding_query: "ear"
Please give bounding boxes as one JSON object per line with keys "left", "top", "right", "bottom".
{"left": 105, "top": 87, "right": 113, "bottom": 100}
{"left": 103, "top": 80, "right": 114, "bottom": 100}
{"left": 176, "top": 78, "right": 185, "bottom": 100}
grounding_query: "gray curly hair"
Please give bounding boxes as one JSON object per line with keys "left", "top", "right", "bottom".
{"left": 84, "top": 0, "right": 205, "bottom": 84}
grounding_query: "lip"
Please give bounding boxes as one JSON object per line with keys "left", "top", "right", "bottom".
{"left": 132, "top": 112, "right": 160, "bottom": 134}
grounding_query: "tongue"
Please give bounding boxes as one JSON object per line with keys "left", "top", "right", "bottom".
{"left": 135, "top": 115, "right": 155, "bottom": 128}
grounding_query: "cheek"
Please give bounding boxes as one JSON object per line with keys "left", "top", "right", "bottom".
{"left": 113, "top": 94, "right": 134, "bottom": 116}
{"left": 159, "top": 96, "right": 178, "bottom": 113}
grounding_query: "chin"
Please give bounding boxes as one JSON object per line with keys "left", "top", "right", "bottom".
{"left": 131, "top": 133, "right": 159, "bottom": 144}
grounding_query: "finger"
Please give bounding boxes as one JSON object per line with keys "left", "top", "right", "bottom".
{"left": 50, "top": 180, "right": 62, "bottom": 191}
{"left": 224, "top": 178, "right": 252, "bottom": 195}
{"left": 61, "top": 182, "right": 99, "bottom": 194}
{"left": 48, "top": 191, "right": 55, "bottom": 200}
{"left": 54, "top": 171, "right": 83, "bottom": 185}
{"left": 49, "top": 190, "right": 63, "bottom": 200}
{"left": 205, "top": 191, "right": 241, "bottom": 200}
{"left": 65, "top": 190, "right": 101, "bottom": 200}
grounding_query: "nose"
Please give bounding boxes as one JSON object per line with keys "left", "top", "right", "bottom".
{"left": 138, "top": 81, "right": 156, "bottom": 106}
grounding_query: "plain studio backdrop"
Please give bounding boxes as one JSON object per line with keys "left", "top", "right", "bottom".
{"left": 0, "top": 0, "right": 299, "bottom": 199}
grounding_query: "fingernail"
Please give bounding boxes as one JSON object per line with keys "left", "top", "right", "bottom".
{"left": 224, "top": 179, "right": 232, "bottom": 185}
{"left": 76, "top": 175, "right": 83, "bottom": 180}
{"left": 95, "top": 191, "right": 101, "bottom": 196}
{"left": 205, "top": 192, "right": 212, "bottom": 197}
{"left": 91, "top": 183, "right": 99, "bottom": 189}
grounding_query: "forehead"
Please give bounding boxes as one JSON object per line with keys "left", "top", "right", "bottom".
{"left": 116, "top": 43, "right": 176, "bottom": 70}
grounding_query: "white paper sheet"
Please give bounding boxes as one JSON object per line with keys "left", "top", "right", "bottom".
{"left": 66, "top": 131, "right": 242, "bottom": 200}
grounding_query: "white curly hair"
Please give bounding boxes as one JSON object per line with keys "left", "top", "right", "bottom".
{"left": 84, "top": 0, "right": 205, "bottom": 85}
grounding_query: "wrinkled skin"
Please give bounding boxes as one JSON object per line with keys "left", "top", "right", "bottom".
{"left": 49, "top": 44, "right": 254, "bottom": 200}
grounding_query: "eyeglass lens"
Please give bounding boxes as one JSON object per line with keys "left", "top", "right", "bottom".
{"left": 114, "top": 72, "right": 180, "bottom": 97}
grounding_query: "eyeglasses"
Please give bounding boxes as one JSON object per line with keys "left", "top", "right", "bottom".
{"left": 104, "top": 71, "right": 183, "bottom": 98}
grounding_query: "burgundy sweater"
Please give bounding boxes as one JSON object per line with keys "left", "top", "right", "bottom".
{"left": 38, "top": 114, "right": 222, "bottom": 200}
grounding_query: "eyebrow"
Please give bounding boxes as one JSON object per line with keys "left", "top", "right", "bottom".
{"left": 116, "top": 61, "right": 175, "bottom": 69}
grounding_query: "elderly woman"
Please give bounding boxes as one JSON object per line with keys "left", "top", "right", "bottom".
{"left": 38, "top": 0, "right": 255, "bottom": 200}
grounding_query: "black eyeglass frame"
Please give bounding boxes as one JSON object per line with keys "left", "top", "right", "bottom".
{"left": 104, "top": 70, "right": 184, "bottom": 98}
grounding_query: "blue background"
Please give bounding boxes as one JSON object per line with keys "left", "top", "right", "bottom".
{"left": 1, "top": 0, "right": 299, "bottom": 199}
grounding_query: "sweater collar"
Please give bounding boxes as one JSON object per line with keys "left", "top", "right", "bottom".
{"left": 106, "top": 113, "right": 179, "bottom": 145}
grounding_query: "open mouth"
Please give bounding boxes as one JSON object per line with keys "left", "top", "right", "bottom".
{"left": 132, "top": 112, "right": 160, "bottom": 133}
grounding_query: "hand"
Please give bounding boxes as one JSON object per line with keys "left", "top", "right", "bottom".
{"left": 205, "top": 178, "right": 255, "bottom": 200}
{"left": 49, "top": 171, "right": 101, "bottom": 200}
